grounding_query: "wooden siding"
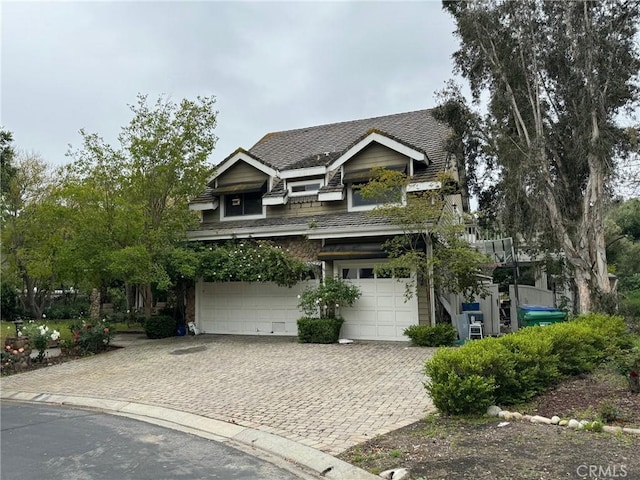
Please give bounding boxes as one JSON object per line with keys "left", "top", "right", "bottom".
{"left": 267, "top": 199, "right": 347, "bottom": 218}
{"left": 218, "top": 161, "right": 268, "bottom": 185}
{"left": 343, "top": 143, "right": 408, "bottom": 174}
{"left": 417, "top": 285, "right": 430, "bottom": 325}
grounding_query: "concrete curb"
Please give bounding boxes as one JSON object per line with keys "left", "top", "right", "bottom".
{"left": 1, "top": 390, "right": 379, "bottom": 480}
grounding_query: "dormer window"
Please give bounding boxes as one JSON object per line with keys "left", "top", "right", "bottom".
{"left": 288, "top": 179, "right": 325, "bottom": 197}
{"left": 213, "top": 181, "right": 267, "bottom": 220}
{"left": 224, "top": 191, "right": 263, "bottom": 217}
{"left": 344, "top": 165, "right": 406, "bottom": 212}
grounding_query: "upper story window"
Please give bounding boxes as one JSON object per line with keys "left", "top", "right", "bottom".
{"left": 224, "top": 191, "right": 263, "bottom": 217}
{"left": 348, "top": 182, "right": 405, "bottom": 212}
{"left": 216, "top": 181, "right": 267, "bottom": 220}
{"left": 288, "top": 179, "right": 325, "bottom": 197}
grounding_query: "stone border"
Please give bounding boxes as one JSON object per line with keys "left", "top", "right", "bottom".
{"left": 486, "top": 405, "right": 640, "bottom": 435}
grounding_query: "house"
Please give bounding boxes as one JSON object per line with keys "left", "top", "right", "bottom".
{"left": 187, "top": 109, "right": 466, "bottom": 341}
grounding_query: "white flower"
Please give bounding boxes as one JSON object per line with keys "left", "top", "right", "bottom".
{"left": 42, "top": 314, "right": 46, "bottom": 319}
{"left": 297, "top": 295, "right": 301, "bottom": 299}
{"left": 335, "top": 304, "right": 340, "bottom": 308}
{"left": 50, "top": 331, "right": 60, "bottom": 341}
{"left": 17, "top": 331, "right": 22, "bottom": 337}
{"left": 315, "top": 299, "right": 320, "bottom": 304}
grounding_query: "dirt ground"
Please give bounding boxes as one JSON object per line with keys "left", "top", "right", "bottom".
{"left": 338, "top": 368, "right": 640, "bottom": 480}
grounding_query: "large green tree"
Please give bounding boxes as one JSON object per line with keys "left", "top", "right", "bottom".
{"left": 1, "top": 152, "right": 69, "bottom": 318}
{"left": 65, "top": 94, "right": 218, "bottom": 318}
{"left": 1, "top": 129, "right": 17, "bottom": 198}
{"left": 441, "top": 0, "right": 640, "bottom": 313}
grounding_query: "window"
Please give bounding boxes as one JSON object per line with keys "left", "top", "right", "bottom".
{"left": 348, "top": 182, "right": 404, "bottom": 211}
{"left": 288, "top": 179, "right": 324, "bottom": 197}
{"left": 224, "top": 191, "right": 263, "bottom": 217}
{"left": 359, "top": 268, "right": 375, "bottom": 279}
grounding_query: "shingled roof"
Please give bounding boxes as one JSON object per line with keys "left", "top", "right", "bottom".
{"left": 248, "top": 108, "right": 450, "bottom": 172}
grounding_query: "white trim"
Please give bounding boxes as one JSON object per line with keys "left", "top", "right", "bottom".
{"left": 186, "top": 223, "right": 407, "bottom": 242}
{"left": 318, "top": 190, "right": 344, "bottom": 202}
{"left": 288, "top": 178, "right": 325, "bottom": 197}
{"left": 263, "top": 194, "right": 288, "bottom": 206}
{"left": 280, "top": 166, "right": 327, "bottom": 179}
{"left": 329, "top": 132, "right": 426, "bottom": 172}
{"left": 407, "top": 181, "right": 441, "bottom": 192}
{"left": 188, "top": 199, "right": 218, "bottom": 211}
{"left": 219, "top": 193, "right": 266, "bottom": 222}
{"left": 210, "top": 152, "right": 278, "bottom": 182}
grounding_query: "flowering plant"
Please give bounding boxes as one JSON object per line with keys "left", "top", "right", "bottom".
{"left": 297, "top": 277, "right": 361, "bottom": 319}
{"left": 69, "top": 318, "right": 114, "bottom": 354}
{"left": 21, "top": 322, "right": 60, "bottom": 363}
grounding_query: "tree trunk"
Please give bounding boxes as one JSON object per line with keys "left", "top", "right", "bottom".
{"left": 90, "top": 288, "right": 101, "bottom": 320}
{"left": 573, "top": 267, "right": 592, "bottom": 314}
{"left": 143, "top": 282, "right": 153, "bottom": 319}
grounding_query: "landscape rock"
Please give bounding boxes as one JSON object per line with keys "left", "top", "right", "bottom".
{"left": 487, "top": 405, "right": 502, "bottom": 417}
{"left": 511, "top": 412, "right": 523, "bottom": 420}
{"left": 603, "top": 425, "right": 622, "bottom": 433}
{"left": 550, "top": 416, "right": 560, "bottom": 425}
{"left": 559, "top": 420, "right": 569, "bottom": 427}
{"left": 530, "top": 415, "right": 552, "bottom": 425}
{"left": 568, "top": 419, "right": 580, "bottom": 429}
{"left": 379, "top": 467, "right": 410, "bottom": 480}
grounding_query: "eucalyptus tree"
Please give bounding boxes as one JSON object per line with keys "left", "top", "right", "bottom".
{"left": 440, "top": 0, "right": 640, "bottom": 312}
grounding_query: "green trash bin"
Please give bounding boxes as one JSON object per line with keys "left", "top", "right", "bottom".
{"left": 518, "top": 305, "right": 568, "bottom": 327}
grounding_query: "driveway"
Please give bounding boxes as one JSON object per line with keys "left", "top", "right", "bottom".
{"left": 0, "top": 334, "right": 435, "bottom": 455}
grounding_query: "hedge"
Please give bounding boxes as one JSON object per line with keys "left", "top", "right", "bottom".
{"left": 145, "top": 315, "right": 176, "bottom": 339}
{"left": 297, "top": 317, "right": 344, "bottom": 344}
{"left": 404, "top": 323, "right": 457, "bottom": 347}
{"left": 424, "top": 313, "right": 631, "bottom": 415}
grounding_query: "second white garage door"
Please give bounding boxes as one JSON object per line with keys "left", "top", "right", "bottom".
{"left": 336, "top": 260, "right": 418, "bottom": 341}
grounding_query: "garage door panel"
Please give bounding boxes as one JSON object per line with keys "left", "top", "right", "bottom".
{"left": 376, "top": 295, "right": 395, "bottom": 308}
{"left": 198, "top": 280, "right": 316, "bottom": 335}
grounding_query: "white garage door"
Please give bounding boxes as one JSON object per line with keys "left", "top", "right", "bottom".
{"left": 336, "top": 260, "right": 418, "bottom": 341}
{"left": 197, "top": 280, "right": 317, "bottom": 336}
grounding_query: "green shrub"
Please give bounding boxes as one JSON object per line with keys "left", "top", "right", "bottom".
{"left": 404, "top": 323, "right": 457, "bottom": 347}
{"left": 45, "top": 301, "right": 91, "bottom": 320}
{"left": 145, "top": 315, "right": 176, "bottom": 339}
{"left": 425, "top": 369, "right": 495, "bottom": 415}
{"left": 423, "top": 313, "right": 634, "bottom": 415}
{"left": 498, "top": 328, "right": 560, "bottom": 399}
{"left": 297, "top": 317, "right": 344, "bottom": 344}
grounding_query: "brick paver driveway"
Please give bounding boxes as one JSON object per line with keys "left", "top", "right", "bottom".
{"left": 0, "top": 335, "right": 435, "bottom": 454}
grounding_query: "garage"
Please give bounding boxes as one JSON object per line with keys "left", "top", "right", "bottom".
{"left": 196, "top": 280, "right": 317, "bottom": 336}
{"left": 335, "top": 260, "right": 418, "bottom": 341}
{"left": 196, "top": 260, "right": 417, "bottom": 341}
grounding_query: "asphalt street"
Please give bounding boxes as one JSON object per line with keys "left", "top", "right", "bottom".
{"left": 1, "top": 402, "right": 303, "bottom": 480}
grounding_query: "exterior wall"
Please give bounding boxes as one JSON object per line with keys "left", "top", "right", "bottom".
{"left": 343, "top": 143, "right": 408, "bottom": 173}
{"left": 268, "top": 197, "right": 348, "bottom": 218}
{"left": 417, "top": 285, "right": 430, "bottom": 325}
{"left": 218, "top": 162, "right": 268, "bottom": 185}
{"left": 271, "top": 237, "right": 322, "bottom": 262}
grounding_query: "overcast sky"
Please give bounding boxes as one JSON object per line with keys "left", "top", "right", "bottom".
{"left": 1, "top": 1, "right": 462, "bottom": 168}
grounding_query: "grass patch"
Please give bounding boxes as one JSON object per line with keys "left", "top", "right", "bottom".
{"left": 1, "top": 319, "right": 75, "bottom": 343}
